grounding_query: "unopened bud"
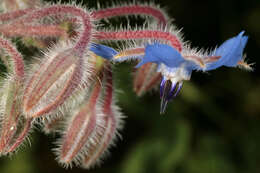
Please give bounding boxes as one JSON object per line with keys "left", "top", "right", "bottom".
{"left": 56, "top": 68, "right": 104, "bottom": 167}
{"left": 23, "top": 43, "right": 92, "bottom": 118}
{"left": 0, "top": 77, "right": 32, "bottom": 154}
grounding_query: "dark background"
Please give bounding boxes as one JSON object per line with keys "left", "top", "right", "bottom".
{"left": 0, "top": 0, "right": 260, "bottom": 173}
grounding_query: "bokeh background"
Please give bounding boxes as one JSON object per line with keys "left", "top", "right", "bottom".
{"left": 0, "top": 0, "right": 260, "bottom": 173}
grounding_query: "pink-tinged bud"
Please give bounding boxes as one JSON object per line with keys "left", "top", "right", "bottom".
{"left": 42, "top": 54, "right": 106, "bottom": 134}
{"left": 0, "top": 77, "right": 32, "bottom": 154}
{"left": 0, "top": 36, "right": 29, "bottom": 155}
{"left": 82, "top": 64, "right": 124, "bottom": 169}
{"left": 0, "top": 78, "right": 21, "bottom": 153}
{"left": 134, "top": 62, "right": 162, "bottom": 96}
{"left": 82, "top": 109, "right": 119, "bottom": 169}
{"left": 58, "top": 106, "right": 98, "bottom": 166}
{"left": 82, "top": 103, "right": 123, "bottom": 169}
{"left": 23, "top": 43, "right": 92, "bottom": 118}
{"left": 55, "top": 72, "right": 104, "bottom": 167}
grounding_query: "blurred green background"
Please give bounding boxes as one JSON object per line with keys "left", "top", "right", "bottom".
{"left": 0, "top": 0, "right": 260, "bottom": 173}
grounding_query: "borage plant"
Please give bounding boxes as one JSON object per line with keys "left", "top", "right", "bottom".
{"left": 0, "top": 0, "right": 252, "bottom": 169}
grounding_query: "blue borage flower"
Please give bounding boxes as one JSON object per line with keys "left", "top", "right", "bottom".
{"left": 90, "top": 31, "right": 249, "bottom": 113}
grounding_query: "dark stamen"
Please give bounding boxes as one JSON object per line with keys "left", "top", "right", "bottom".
{"left": 160, "top": 78, "right": 166, "bottom": 98}
{"left": 174, "top": 82, "right": 183, "bottom": 97}
{"left": 160, "top": 79, "right": 183, "bottom": 114}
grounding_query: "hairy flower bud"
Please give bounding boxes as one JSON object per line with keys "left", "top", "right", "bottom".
{"left": 23, "top": 43, "right": 92, "bottom": 118}
{"left": 0, "top": 76, "right": 33, "bottom": 155}
{"left": 0, "top": 36, "right": 31, "bottom": 155}
{"left": 82, "top": 64, "right": 124, "bottom": 169}
{"left": 41, "top": 52, "right": 106, "bottom": 134}
{"left": 55, "top": 67, "right": 104, "bottom": 167}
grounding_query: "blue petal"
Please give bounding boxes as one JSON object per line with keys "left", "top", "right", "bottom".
{"left": 90, "top": 43, "right": 118, "bottom": 60}
{"left": 206, "top": 31, "right": 248, "bottom": 71}
{"left": 136, "top": 43, "right": 185, "bottom": 68}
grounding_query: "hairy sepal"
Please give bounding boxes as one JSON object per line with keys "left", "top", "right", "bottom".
{"left": 54, "top": 65, "right": 105, "bottom": 167}
{"left": 23, "top": 42, "right": 92, "bottom": 118}
{"left": 82, "top": 104, "right": 123, "bottom": 169}
{"left": 82, "top": 64, "right": 124, "bottom": 169}
{"left": 0, "top": 76, "right": 32, "bottom": 155}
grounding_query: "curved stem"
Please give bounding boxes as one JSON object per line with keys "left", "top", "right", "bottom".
{"left": 95, "top": 30, "right": 182, "bottom": 52}
{"left": 0, "top": 25, "right": 67, "bottom": 38}
{"left": 92, "top": 4, "right": 167, "bottom": 26}
{"left": 0, "top": 8, "right": 33, "bottom": 22}
{"left": 9, "top": 5, "right": 92, "bottom": 55}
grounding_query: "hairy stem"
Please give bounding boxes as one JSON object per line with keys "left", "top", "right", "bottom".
{"left": 92, "top": 4, "right": 167, "bottom": 26}
{"left": 9, "top": 5, "right": 92, "bottom": 55}
{"left": 0, "top": 8, "right": 33, "bottom": 22}
{"left": 0, "top": 25, "right": 67, "bottom": 38}
{"left": 95, "top": 30, "right": 182, "bottom": 52}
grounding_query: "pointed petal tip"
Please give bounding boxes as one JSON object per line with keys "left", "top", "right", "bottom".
{"left": 206, "top": 30, "right": 249, "bottom": 71}
{"left": 239, "top": 30, "right": 245, "bottom": 35}
{"left": 90, "top": 43, "right": 118, "bottom": 60}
